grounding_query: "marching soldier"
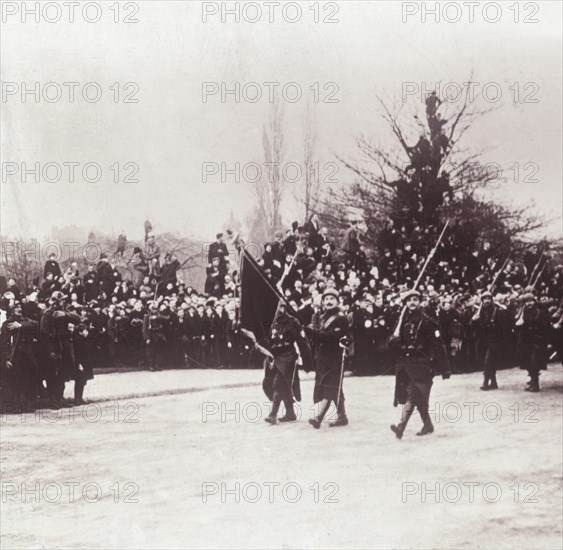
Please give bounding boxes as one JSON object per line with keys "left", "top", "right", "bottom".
{"left": 515, "top": 293, "right": 550, "bottom": 392}
{"left": 305, "top": 288, "right": 351, "bottom": 429}
{"left": 387, "top": 290, "right": 450, "bottom": 439}
{"left": 471, "top": 291, "right": 512, "bottom": 390}
{"left": 243, "top": 303, "right": 312, "bottom": 425}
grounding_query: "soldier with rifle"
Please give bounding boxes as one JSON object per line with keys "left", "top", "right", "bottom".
{"left": 471, "top": 291, "right": 512, "bottom": 391}
{"left": 515, "top": 293, "right": 550, "bottom": 392}
{"left": 387, "top": 220, "right": 451, "bottom": 439}
{"left": 387, "top": 289, "right": 451, "bottom": 439}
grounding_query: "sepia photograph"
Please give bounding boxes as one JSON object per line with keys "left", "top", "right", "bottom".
{"left": 1, "top": 1, "right": 562, "bottom": 549}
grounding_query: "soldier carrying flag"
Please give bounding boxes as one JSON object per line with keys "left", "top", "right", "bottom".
{"left": 243, "top": 302, "right": 312, "bottom": 425}
{"left": 239, "top": 247, "right": 312, "bottom": 426}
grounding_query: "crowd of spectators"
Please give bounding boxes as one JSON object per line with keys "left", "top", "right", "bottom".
{"left": 1, "top": 214, "right": 562, "bottom": 411}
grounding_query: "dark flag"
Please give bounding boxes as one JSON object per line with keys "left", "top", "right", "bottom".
{"left": 239, "top": 248, "right": 282, "bottom": 343}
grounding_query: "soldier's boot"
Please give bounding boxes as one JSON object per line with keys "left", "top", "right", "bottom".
{"left": 526, "top": 372, "right": 540, "bottom": 392}
{"left": 74, "top": 380, "right": 86, "bottom": 405}
{"left": 309, "top": 399, "right": 331, "bottom": 429}
{"left": 265, "top": 400, "right": 281, "bottom": 425}
{"left": 278, "top": 400, "right": 297, "bottom": 422}
{"left": 391, "top": 401, "right": 415, "bottom": 439}
{"left": 416, "top": 404, "right": 434, "bottom": 436}
{"left": 329, "top": 398, "right": 349, "bottom": 427}
{"left": 480, "top": 374, "right": 490, "bottom": 391}
{"left": 489, "top": 372, "right": 499, "bottom": 390}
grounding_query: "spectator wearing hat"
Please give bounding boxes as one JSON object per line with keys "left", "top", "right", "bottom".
{"left": 72, "top": 323, "right": 95, "bottom": 405}
{"left": 44, "top": 253, "right": 62, "bottom": 280}
{"left": 208, "top": 233, "right": 229, "bottom": 270}
{"left": 96, "top": 253, "right": 115, "bottom": 299}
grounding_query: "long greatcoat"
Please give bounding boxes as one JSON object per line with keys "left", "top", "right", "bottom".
{"left": 306, "top": 308, "right": 350, "bottom": 403}
{"left": 262, "top": 312, "right": 313, "bottom": 403}
{"left": 387, "top": 308, "right": 449, "bottom": 407}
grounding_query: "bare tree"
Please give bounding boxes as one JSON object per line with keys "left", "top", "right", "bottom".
{"left": 301, "top": 103, "right": 321, "bottom": 220}
{"left": 329, "top": 77, "right": 545, "bottom": 251}
{"left": 1, "top": 238, "right": 42, "bottom": 290}
{"left": 255, "top": 99, "right": 286, "bottom": 237}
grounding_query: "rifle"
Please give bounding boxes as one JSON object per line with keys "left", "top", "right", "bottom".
{"left": 472, "top": 253, "right": 511, "bottom": 320}
{"left": 392, "top": 220, "right": 450, "bottom": 338}
{"left": 530, "top": 261, "right": 547, "bottom": 289}
{"left": 527, "top": 247, "right": 544, "bottom": 286}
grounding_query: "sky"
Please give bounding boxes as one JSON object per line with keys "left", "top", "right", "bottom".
{"left": 1, "top": 0, "right": 562, "bottom": 243}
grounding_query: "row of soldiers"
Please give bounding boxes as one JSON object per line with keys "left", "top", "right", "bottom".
{"left": 248, "top": 286, "right": 557, "bottom": 437}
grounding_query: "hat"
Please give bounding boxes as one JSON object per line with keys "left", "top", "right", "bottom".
{"left": 322, "top": 288, "right": 339, "bottom": 301}
{"left": 51, "top": 291, "right": 65, "bottom": 301}
{"left": 481, "top": 291, "right": 493, "bottom": 299}
{"left": 100, "top": 252, "right": 107, "bottom": 259}
{"left": 401, "top": 289, "right": 421, "bottom": 302}
{"left": 522, "top": 293, "right": 536, "bottom": 302}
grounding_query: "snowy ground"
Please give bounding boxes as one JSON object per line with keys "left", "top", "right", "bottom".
{"left": 1, "top": 365, "right": 562, "bottom": 549}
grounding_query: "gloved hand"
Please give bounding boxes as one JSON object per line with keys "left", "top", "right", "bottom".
{"left": 339, "top": 336, "right": 351, "bottom": 348}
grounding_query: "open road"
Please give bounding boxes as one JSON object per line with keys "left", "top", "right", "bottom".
{"left": 1, "top": 366, "right": 562, "bottom": 549}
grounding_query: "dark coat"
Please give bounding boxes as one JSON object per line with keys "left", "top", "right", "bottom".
{"left": 471, "top": 304, "right": 513, "bottom": 369}
{"left": 44, "top": 260, "right": 61, "bottom": 279}
{"left": 517, "top": 306, "right": 550, "bottom": 372}
{"left": 1, "top": 316, "right": 39, "bottom": 400}
{"left": 208, "top": 242, "right": 229, "bottom": 266}
{"left": 262, "top": 312, "right": 313, "bottom": 403}
{"left": 306, "top": 308, "right": 350, "bottom": 403}
{"left": 387, "top": 308, "right": 450, "bottom": 406}
{"left": 96, "top": 261, "right": 114, "bottom": 297}
{"left": 40, "top": 309, "right": 81, "bottom": 381}
{"left": 73, "top": 332, "right": 94, "bottom": 381}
